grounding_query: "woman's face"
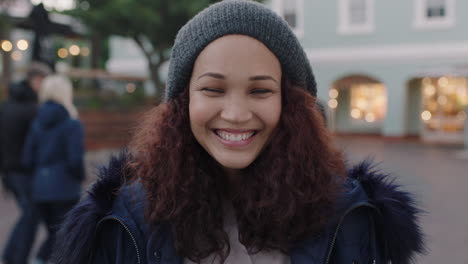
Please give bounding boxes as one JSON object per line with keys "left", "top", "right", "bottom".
{"left": 189, "top": 35, "right": 282, "bottom": 172}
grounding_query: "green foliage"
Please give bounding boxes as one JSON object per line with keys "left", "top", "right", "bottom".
{"left": 68, "top": 0, "right": 265, "bottom": 103}
{"left": 0, "top": 14, "right": 11, "bottom": 36}
{"left": 70, "top": 0, "right": 220, "bottom": 46}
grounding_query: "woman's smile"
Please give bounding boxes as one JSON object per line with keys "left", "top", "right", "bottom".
{"left": 213, "top": 129, "right": 257, "bottom": 147}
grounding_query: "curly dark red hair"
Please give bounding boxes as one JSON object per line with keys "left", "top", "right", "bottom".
{"left": 128, "top": 81, "right": 345, "bottom": 262}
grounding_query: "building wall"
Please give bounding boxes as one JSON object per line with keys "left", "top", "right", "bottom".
{"left": 271, "top": 0, "right": 468, "bottom": 139}
{"left": 302, "top": 0, "right": 468, "bottom": 48}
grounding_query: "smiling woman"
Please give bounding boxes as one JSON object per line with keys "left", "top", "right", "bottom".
{"left": 189, "top": 35, "right": 282, "bottom": 172}
{"left": 52, "top": 1, "right": 425, "bottom": 264}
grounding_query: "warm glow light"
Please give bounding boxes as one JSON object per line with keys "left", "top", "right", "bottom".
{"left": 58, "top": 48, "right": 68, "bottom": 58}
{"left": 458, "top": 111, "right": 467, "bottom": 120}
{"left": 1, "top": 40, "right": 13, "bottom": 52}
{"left": 80, "top": 46, "right": 90, "bottom": 56}
{"left": 424, "top": 85, "right": 436, "bottom": 97}
{"left": 421, "top": 110, "right": 432, "bottom": 121}
{"left": 351, "top": 109, "right": 361, "bottom": 119}
{"left": 365, "top": 113, "right": 375, "bottom": 123}
{"left": 350, "top": 83, "right": 387, "bottom": 122}
{"left": 456, "top": 86, "right": 467, "bottom": 97}
{"left": 69, "top": 45, "right": 80, "bottom": 56}
{"left": 422, "top": 77, "right": 432, "bottom": 85}
{"left": 17, "top": 39, "right": 28, "bottom": 51}
{"left": 328, "top": 99, "right": 338, "bottom": 109}
{"left": 126, "top": 83, "right": 136, "bottom": 93}
{"left": 329, "top": 89, "right": 339, "bottom": 99}
{"left": 356, "top": 98, "right": 367, "bottom": 109}
{"left": 438, "top": 77, "right": 449, "bottom": 87}
{"left": 11, "top": 51, "right": 22, "bottom": 61}
{"left": 437, "top": 95, "right": 447, "bottom": 105}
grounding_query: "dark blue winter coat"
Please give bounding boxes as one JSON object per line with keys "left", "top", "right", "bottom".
{"left": 0, "top": 80, "right": 38, "bottom": 172}
{"left": 22, "top": 101, "right": 85, "bottom": 202}
{"left": 53, "top": 154, "right": 425, "bottom": 264}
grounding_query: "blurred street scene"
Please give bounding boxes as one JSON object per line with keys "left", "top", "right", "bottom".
{"left": 1, "top": 0, "right": 468, "bottom": 263}
{"left": 1, "top": 136, "right": 467, "bottom": 263}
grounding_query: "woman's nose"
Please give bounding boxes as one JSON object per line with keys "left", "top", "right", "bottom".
{"left": 220, "top": 96, "right": 253, "bottom": 123}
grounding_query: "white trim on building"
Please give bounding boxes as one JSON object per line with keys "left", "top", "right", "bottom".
{"left": 306, "top": 41, "right": 468, "bottom": 63}
{"left": 338, "top": 0, "right": 375, "bottom": 35}
{"left": 413, "top": 0, "right": 456, "bottom": 30}
{"left": 271, "top": 0, "right": 304, "bottom": 38}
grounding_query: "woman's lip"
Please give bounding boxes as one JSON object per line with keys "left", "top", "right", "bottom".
{"left": 214, "top": 128, "right": 257, "bottom": 133}
{"left": 212, "top": 129, "right": 257, "bottom": 147}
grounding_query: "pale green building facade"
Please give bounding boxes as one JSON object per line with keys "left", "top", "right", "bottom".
{"left": 269, "top": 0, "right": 468, "bottom": 144}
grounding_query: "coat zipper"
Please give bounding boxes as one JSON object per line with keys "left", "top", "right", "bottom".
{"left": 324, "top": 203, "right": 377, "bottom": 264}
{"left": 96, "top": 216, "right": 142, "bottom": 264}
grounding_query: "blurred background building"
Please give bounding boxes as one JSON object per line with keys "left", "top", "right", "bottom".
{"left": 268, "top": 0, "right": 468, "bottom": 145}
{"left": 1, "top": 0, "right": 468, "bottom": 147}
{"left": 1, "top": 0, "right": 150, "bottom": 150}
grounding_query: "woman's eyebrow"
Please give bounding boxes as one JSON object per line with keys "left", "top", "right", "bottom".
{"left": 197, "top": 72, "right": 225, "bottom": 80}
{"left": 249, "top": 75, "right": 278, "bottom": 83}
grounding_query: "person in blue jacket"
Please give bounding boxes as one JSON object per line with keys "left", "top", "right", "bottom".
{"left": 0, "top": 62, "right": 51, "bottom": 264}
{"left": 22, "top": 74, "right": 85, "bottom": 264}
{"left": 53, "top": 1, "right": 424, "bottom": 264}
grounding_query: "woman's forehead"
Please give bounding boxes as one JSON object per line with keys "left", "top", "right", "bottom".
{"left": 190, "top": 35, "right": 282, "bottom": 81}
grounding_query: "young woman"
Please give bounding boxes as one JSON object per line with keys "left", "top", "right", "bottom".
{"left": 23, "top": 75, "right": 84, "bottom": 264}
{"left": 53, "top": 1, "right": 424, "bottom": 264}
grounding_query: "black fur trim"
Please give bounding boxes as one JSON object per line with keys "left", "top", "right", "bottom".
{"left": 348, "top": 160, "right": 426, "bottom": 264}
{"left": 52, "top": 151, "right": 129, "bottom": 264}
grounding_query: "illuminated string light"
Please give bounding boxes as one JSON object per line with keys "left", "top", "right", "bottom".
{"left": 126, "top": 83, "right": 136, "bottom": 93}
{"left": 421, "top": 111, "right": 432, "bottom": 121}
{"left": 80, "top": 47, "right": 90, "bottom": 56}
{"left": 1, "top": 40, "right": 13, "bottom": 52}
{"left": 328, "top": 99, "right": 338, "bottom": 109}
{"left": 58, "top": 48, "right": 68, "bottom": 58}
{"left": 17, "top": 39, "right": 28, "bottom": 51}
{"left": 329, "top": 88, "right": 339, "bottom": 99}
{"left": 69, "top": 45, "right": 80, "bottom": 56}
{"left": 11, "top": 51, "right": 23, "bottom": 61}
{"left": 438, "top": 76, "right": 449, "bottom": 87}
{"left": 365, "top": 113, "right": 375, "bottom": 123}
{"left": 351, "top": 109, "right": 361, "bottom": 119}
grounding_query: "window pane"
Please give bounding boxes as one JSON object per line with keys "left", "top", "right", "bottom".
{"left": 350, "top": 84, "right": 387, "bottom": 122}
{"left": 422, "top": 77, "right": 468, "bottom": 133}
{"left": 283, "top": 0, "right": 297, "bottom": 28}
{"left": 426, "top": 0, "right": 446, "bottom": 18}
{"left": 349, "top": 0, "right": 367, "bottom": 25}
{"left": 283, "top": 0, "right": 296, "bottom": 13}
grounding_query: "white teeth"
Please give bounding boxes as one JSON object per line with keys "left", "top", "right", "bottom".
{"left": 216, "top": 130, "right": 255, "bottom": 141}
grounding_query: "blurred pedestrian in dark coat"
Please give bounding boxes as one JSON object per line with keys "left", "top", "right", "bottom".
{"left": 0, "top": 62, "right": 51, "bottom": 264}
{"left": 22, "top": 74, "right": 84, "bottom": 264}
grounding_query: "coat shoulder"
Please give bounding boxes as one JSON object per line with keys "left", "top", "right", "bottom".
{"left": 347, "top": 160, "right": 426, "bottom": 264}
{"left": 52, "top": 151, "right": 130, "bottom": 264}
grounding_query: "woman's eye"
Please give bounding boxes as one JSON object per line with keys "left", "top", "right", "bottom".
{"left": 251, "top": 88, "right": 273, "bottom": 95}
{"left": 201, "top": 87, "right": 224, "bottom": 95}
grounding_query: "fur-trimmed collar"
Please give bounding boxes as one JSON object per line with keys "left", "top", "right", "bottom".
{"left": 347, "top": 161, "right": 426, "bottom": 263}
{"left": 53, "top": 154, "right": 425, "bottom": 264}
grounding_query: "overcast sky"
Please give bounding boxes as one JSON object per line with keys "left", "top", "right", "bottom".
{"left": 30, "top": 0, "right": 75, "bottom": 11}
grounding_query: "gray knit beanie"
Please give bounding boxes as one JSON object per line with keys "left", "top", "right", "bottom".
{"left": 166, "top": 0, "right": 316, "bottom": 101}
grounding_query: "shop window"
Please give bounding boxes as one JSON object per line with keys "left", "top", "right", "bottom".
{"left": 414, "top": 0, "right": 455, "bottom": 29}
{"left": 338, "top": 0, "right": 375, "bottom": 35}
{"left": 349, "top": 84, "right": 386, "bottom": 123}
{"left": 271, "top": 0, "right": 304, "bottom": 38}
{"left": 427, "top": 0, "right": 446, "bottom": 17}
{"left": 421, "top": 76, "right": 468, "bottom": 133}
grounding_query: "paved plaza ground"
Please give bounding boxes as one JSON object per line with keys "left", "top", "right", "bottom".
{"left": 0, "top": 136, "right": 467, "bottom": 263}
{"left": 335, "top": 136, "right": 468, "bottom": 264}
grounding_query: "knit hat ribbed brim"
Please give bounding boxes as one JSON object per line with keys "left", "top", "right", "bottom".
{"left": 166, "top": 0, "right": 316, "bottom": 101}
